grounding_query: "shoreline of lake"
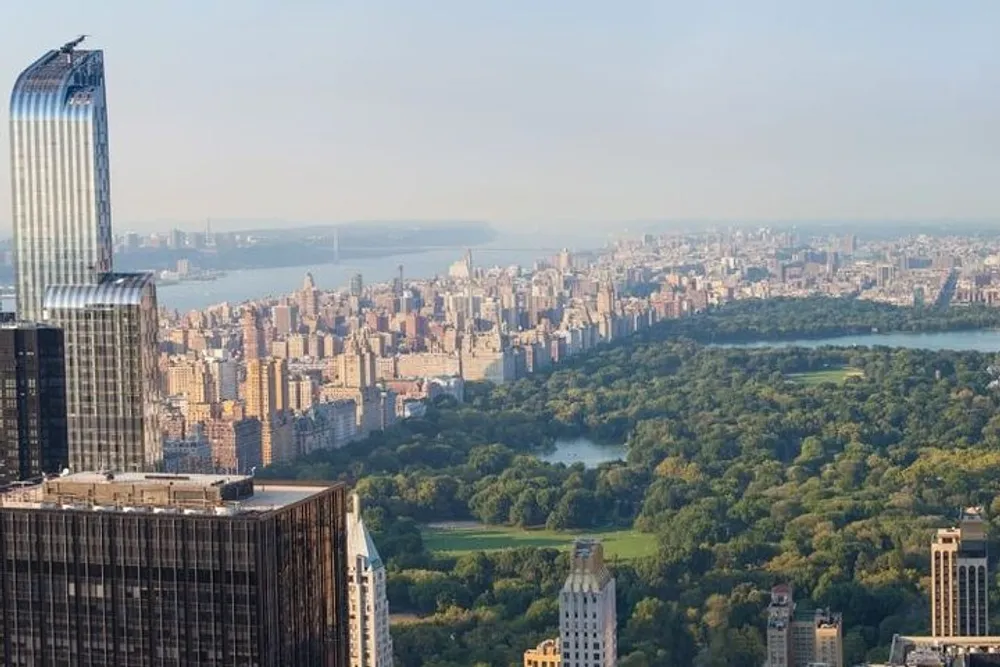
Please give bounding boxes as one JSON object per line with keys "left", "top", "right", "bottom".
{"left": 712, "top": 328, "right": 1000, "bottom": 352}
{"left": 539, "top": 437, "right": 626, "bottom": 468}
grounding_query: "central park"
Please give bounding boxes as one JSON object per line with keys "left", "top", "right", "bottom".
{"left": 259, "top": 297, "right": 1000, "bottom": 667}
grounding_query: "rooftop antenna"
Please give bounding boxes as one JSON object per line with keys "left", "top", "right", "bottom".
{"left": 60, "top": 35, "right": 88, "bottom": 53}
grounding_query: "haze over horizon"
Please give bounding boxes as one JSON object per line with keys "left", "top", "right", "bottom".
{"left": 2, "top": 1, "right": 999, "bottom": 233}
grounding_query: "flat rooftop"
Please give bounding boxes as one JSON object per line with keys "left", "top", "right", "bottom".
{"left": 0, "top": 472, "right": 334, "bottom": 516}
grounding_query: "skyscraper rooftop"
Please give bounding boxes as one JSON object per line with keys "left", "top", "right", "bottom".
{"left": 11, "top": 36, "right": 95, "bottom": 97}
{"left": 0, "top": 472, "right": 332, "bottom": 515}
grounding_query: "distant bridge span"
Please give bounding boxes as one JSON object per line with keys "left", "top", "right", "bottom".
{"left": 409, "top": 246, "right": 566, "bottom": 253}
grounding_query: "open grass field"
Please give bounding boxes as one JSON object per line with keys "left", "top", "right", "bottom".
{"left": 787, "top": 366, "right": 863, "bottom": 385}
{"left": 422, "top": 522, "right": 657, "bottom": 560}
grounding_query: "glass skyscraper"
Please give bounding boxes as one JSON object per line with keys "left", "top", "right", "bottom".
{"left": 44, "top": 274, "right": 161, "bottom": 472}
{"left": 9, "top": 40, "right": 113, "bottom": 322}
{"left": 9, "top": 39, "right": 162, "bottom": 472}
{"left": 0, "top": 323, "right": 68, "bottom": 483}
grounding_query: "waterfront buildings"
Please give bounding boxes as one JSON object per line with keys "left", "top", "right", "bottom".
{"left": 346, "top": 494, "right": 393, "bottom": 667}
{"left": 0, "top": 323, "right": 67, "bottom": 484}
{"left": 559, "top": 538, "right": 617, "bottom": 667}
{"left": 0, "top": 471, "right": 349, "bottom": 666}
{"left": 931, "top": 507, "right": 989, "bottom": 637}
{"left": 9, "top": 38, "right": 112, "bottom": 322}
{"left": 765, "top": 584, "right": 844, "bottom": 667}
{"left": 44, "top": 273, "right": 161, "bottom": 472}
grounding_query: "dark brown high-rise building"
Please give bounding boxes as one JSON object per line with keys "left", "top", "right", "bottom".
{"left": 0, "top": 323, "right": 68, "bottom": 485}
{"left": 242, "top": 307, "right": 265, "bottom": 361}
{"left": 0, "top": 472, "right": 349, "bottom": 666}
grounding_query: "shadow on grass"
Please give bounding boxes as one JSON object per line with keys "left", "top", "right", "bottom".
{"left": 425, "top": 529, "right": 570, "bottom": 553}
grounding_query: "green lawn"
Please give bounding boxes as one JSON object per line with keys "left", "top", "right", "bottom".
{"left": 787, "top": 367, "right": 863, "bottom": 385}
{"left": 422, "top": 523, "right": 657, "bottom": 560}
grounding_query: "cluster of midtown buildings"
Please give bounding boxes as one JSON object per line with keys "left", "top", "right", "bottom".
{"left": 0, "top": 39, "right": 400, "bottom": 667}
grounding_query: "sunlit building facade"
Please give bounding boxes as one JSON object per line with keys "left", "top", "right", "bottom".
{"left": 932, "top": 507, "right": 989, "bottom": 637}
{"left": 559, "top": 539, "right": 617, "bottom": 667}
{"left": 347, "top": 493, "right": 393, "bottom": 667}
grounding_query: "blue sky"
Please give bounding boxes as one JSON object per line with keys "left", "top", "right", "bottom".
{"left": 2, "top": 0, "right": 999, "bottom": 231}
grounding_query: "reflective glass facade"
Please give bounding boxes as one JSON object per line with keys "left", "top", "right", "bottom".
{"left": 10, "top": 42, "right": 161, "bottom": 473}
{"left": 9, "top": 48, "right": 113, "bottom": 322}
{"left": 43, "top": 274, "right": 161, "bottom": 472}
{"left": 0, "top": 480, "right": 349, "bottom": 666}
{"left": 0, "top": 324, "right": 67, "bottom": 483}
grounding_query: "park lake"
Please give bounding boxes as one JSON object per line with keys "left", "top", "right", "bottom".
{"left": 532, "top": 331, "right": 1000, "bottom": 470}
{"left": 538, "top": 437, "right": 626, "bottom": 468}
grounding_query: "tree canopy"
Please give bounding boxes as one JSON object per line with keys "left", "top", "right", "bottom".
{"left": 261, "top": 297, "right": 1000, "bottom": 666}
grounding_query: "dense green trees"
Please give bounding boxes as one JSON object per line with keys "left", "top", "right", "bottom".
{"left": 640, "top": 296, "right": 1000, "bottom": 343}
{"left": 259, "top": 298, "right": 1000, "bottom": 666}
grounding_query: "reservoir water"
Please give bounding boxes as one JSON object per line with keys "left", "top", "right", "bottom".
{"left": 718, "top": 329, "right": 1000, "bottom": 352}
{"left": 537, "top": 331, "right": 1000, "bottom": 470}
{"left": 540, "top": 437, "right": 626, "bottom": 468}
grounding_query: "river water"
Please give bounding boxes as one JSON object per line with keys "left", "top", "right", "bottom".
{"left": 718, "top": 329, "right": 1000, "bottom": 352}
{"left": 155, "top": 229, "right": 613, "bottom": 312}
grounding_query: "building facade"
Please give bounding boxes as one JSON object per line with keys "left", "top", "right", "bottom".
{"left": 9, "top": 39, "right": 113, "bottom": 322}
{"left": 204, "top": 415, "right": 262, "bottom": 473}
{"left": 0, "top": 472, "right": 349, "bottom": 666}
{"left": 766, "top": 584, "right": 844, "bottom": 667}
{"left": 346, "top": 494, "right": 393, "bottom": 667}
{"left": 931, "top": 507, "right": 989, "bottom": 637}
{"left": 524, "top": 639, "right": 561, "bottom": 667}
{"left": 0, "top": 324, "right": 68, "bottom": 484}
{"left": 766, "top": 585, "right": 794, "bottom": 667}
{"left": 11, "top": 40, "right": 162, "bottom": 475}
{"left": 43, "top": 274, "right": 161, "bottom": 472}
{"left": 559, "top": 539, "right": 616, "bottom": 667}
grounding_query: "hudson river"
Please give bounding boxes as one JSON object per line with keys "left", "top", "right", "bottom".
{"left": 155, "top": 229, "right": 610, "bottom": 312}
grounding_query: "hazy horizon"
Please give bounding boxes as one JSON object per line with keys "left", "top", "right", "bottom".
{"left": 3, "top": 1, "right": 999, "bottom": 232}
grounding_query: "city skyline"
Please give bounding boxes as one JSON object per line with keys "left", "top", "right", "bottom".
{"left": 1, "top": 1, "right": 999, "bottom": 230}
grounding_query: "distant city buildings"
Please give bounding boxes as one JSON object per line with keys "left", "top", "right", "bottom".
{"left": 0, "top": 472, "right": 349, "bottom": 666}
{"left": 347, "top": 494, "right": 393, "bottom": 667}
